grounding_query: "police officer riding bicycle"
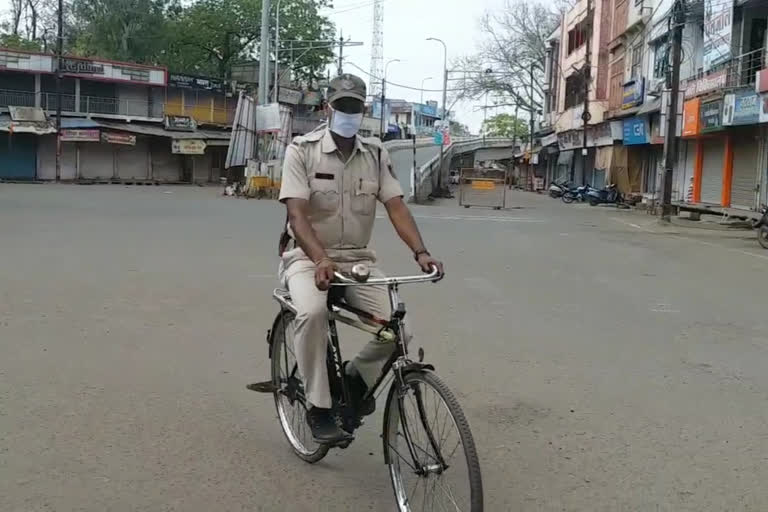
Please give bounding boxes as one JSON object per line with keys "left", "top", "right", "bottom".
{"left": 278, "top": 73, "right": 444, "bottom": 445}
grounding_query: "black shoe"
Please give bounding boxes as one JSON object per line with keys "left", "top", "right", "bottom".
{"left": 345, "top": 364, "right": 376, "bottom": 417}
{"left": 306, "top": 407, "right": 352, "bottom": 445}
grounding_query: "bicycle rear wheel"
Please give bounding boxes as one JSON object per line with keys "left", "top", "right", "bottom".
{"left": 383, "top": 370, "right": 483, "bottom": 511}
{"left": 270, "top": 310, "right": 329, "bottom": 463}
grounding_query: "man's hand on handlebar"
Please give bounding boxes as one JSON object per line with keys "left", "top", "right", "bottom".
{"left": 315, "top": 258, "right": 336, "bottom": 291}
{"left": 416, "top": 253, "right": 444, "bottom": 280}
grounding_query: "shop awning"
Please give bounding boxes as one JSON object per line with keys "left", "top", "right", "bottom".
{"left": 637, "top": 97, "right": 661, "bottom": 116}
{"left": 91, "top": 119, "right": 230, "bottom": 141}
{"left": 0, "top": 114, "right": 56, "bottom": 135}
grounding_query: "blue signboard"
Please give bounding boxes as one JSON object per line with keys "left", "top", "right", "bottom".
{"left": 723, "top": 89, "right": 759, "bottom": 126}
{"left": 622, "top": 117, "right": 649, "bottom": 145}
{"left": 433, "top": 131, "right": 443, "bottom": 145}
{"left": 622, "top": 78, "right": 645, "bottom": 109}
{"left": 414, "top": 103, "right": 438, "bottom": 117}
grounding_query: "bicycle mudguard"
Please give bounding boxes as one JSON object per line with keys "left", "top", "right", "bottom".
{"left": 402, "top": 362, "right": 435, "bottom": 374}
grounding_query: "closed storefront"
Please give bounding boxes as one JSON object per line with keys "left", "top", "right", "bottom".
{"left": 80, "top": 142, "right": 115, "bottom": 179}
{"left": 37, "top": 135, "right": 77, "bottom": 180}
{"left": 699, "top": 99, "right": 725, "bottom": 205}
{"left": 0, "top": 133, "right": 37, "bottom": 179}
{"left": 116, "top": 137, "right": 150, "bottom": 180}
{"left": 556, "top": 150, "right": 573, "bottom": 182}
{"left": 151, "top": 139, "right": 180, "bottom": 181}
{"left": 731, "top": 134, "right": 759, "bottom": 209}
{"left": 701, "top": 141, "right": 725, "bottom": 204}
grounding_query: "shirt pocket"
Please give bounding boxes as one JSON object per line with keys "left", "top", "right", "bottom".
{"left": 351, "top": 179, "right": 379, "bottom": 215}
{"left": 309, "top": 177, "right": 340, "bottom": 212}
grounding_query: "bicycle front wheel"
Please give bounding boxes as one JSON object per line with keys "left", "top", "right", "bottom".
{"left": 270, "top": 310, "right": 329, "bottom": 463}
{"left": 383, "top": 370, "right": 483, "bottom": 511}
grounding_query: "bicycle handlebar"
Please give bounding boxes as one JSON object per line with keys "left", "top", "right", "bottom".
{"left": 332, "top": 265, "right": 441, "bottom": 287}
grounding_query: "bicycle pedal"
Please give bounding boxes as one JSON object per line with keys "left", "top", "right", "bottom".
{"left": 246, "top": 381, "right": 277, "bottom": 393}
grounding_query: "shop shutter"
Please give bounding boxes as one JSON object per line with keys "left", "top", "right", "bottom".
{"left": 0, "top": 133, "right": 37, "bottom": 179}
{"left": 79, "top": 142, "right": 115, "bottom": 179}
{"left": 730, "top": 136, "right": 758, "bottom": 210}
{"left": 116, "top": 137, "right": 149, "bottom": 180}
{"left": 700, "top": 141, "right": 725, "bottom": 204}
{"left": 151, "top": 139, "right": 181, "bottom": 181}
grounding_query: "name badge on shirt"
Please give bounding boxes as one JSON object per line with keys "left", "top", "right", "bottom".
{"left": 314, "top": 173, "right": 335, "bottom": 180}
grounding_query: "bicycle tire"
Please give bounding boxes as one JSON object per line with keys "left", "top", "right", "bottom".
{"left": 270, "top": 310, "right": 330, "bottom": 464}
{"left": 382, "top": 370, "right": 483, "bottom": 511}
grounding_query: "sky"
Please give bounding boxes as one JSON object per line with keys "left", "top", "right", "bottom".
{"left": 320, "top": 0, "right": 507, "bottom": 132}
{"left": 0, "top": 0, "right": 509, "bottom": 132}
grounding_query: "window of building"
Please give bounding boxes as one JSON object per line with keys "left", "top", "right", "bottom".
{"left": 631, "top": 44, "right": 643, "bottom": 79}
{"left": 564, "top": 72, "right": 585, "bottom": 110}
{"left": 652, "top": 39, "right": 668, "bottom": 80}
{"left": 567, "top": 20, "right": 589, "bottom": 55}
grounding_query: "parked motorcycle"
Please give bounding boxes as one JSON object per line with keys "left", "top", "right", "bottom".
{"left": 587, "top": 184, "right": 624, "bottom": 206}
{"left": 562, "top": 184, "right": 595, "bottom": 204}
{"left": 548, "top": 180, "right": 569, "bottom": 198}
{"left": 752, "top": 205, "right": 768, "bottom": 249}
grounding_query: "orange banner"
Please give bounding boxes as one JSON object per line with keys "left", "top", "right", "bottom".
{"left": 682, "top": 98, "right": 701, "bottom": 137}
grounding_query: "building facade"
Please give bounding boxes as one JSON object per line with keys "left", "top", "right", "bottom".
{"left": 539, "top": 0, "right": 768, "bottom": 215}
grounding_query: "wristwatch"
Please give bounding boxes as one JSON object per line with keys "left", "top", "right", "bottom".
{"left": 413, "top": 249, "right": 430, "bottom": 261}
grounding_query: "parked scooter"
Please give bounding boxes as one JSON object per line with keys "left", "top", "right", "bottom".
{"left": 562, "top": 184, "right": 595, "bottom": 204}
{"left": 548, "top": 180, "right": 569, "bottom": 198}
{"left": 752, "top": 205, "right": 768, "bottom": 249}
{"left": 586, "top": 184, "right": 624, "bottom": 206}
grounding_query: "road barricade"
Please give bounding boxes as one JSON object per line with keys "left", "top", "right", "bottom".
{"left": 458, "top": 168, "right": 508, "bottom": 209}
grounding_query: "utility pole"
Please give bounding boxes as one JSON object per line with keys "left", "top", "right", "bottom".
{"left": 258, "top": 0, "right": 271, "bottom": 104}
{"left": 273, "top": 0, "right": 282, "bottom": 102}
{"left": 55, "top": 0, "right": 63, "bottom": 181}
{"left": 529, "top": 65, "right": 535, "bottom": 190}
{"left": 380, "top": 78, "right": 386, "bottom": 138}
{"left": 581, "top": 0, "right": 592, "bottom": 186}
{"left": 510, "top": 104, "right": 519, "bottom": 189}
{"left": 661, "top": 0, "right": 684, "bottom": 221}
{"left": 483, "top": 92, "right": 488, "bottom": 145}
{"left": 337, "top": 32, "right": 344, "bottom": 75}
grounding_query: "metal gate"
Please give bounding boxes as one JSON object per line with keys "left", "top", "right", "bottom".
{"left": 458, "top": 168, "right": 508, "bottom": 209}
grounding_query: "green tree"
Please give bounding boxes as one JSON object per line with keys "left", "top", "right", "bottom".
{"left": 481, "top": 113, "right": 528, "bottom": 139}
{"left": 0, "top": 33, "right": 42, "bottom": 51}
{"left": 70, "top": 0, "right": 173, "bottom": 63}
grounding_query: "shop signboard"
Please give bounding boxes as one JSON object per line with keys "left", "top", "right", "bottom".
{"left": 278, "top": 88, "right": 302, "bottom": 105}
{"left": 622, "top": 117, "right": 649, "bottom": 145}
{"left": 759, "top": 94, "right": 768, "bottom": 123}
{"left": 101, "top": 131, "right": 136, "bottom": 145}
{"left": 172, "top": 139, "right": 207, "bottom": 155}
{"left": 649, "top": 115, "right": 665, "bottom": 145}
{"left": 757, "top": 69, "right": 768, "bottom": 94}
{"left": 61, "top": 57, "right": 165, "bottom": 85}
{"left": 414, "top": 103, "right": 438, "bottom": 117}
{"left": 301, "top": 91, "right": 322, "bottom": 106}
{"left": 164, "top": 115, "right": 197, "bottom": 132}
{"left": 168, "top": 73, "right": 224, "bottom": 93}
{"left": 722, "top": 89, "right": 759, "bottom": 126}
{"left": 682, "top": 98, "right": 702, "bottom": 136}
{"left": 683, "top": 69, "right": 727, "bottom": 99}
{"left": 61, "top": 129, "right": 100, "bottom": 142}
{"left": 703, "top": 0, "right": 733, "bottom": 72}
{"left": 700, "top": 99, "right": 723, "bottom": 133}
{"left": 541, "top": 132, "right": 558, "bottom": 147}
{"left": 622, "top": 78, "right": 645, "bottom": 109}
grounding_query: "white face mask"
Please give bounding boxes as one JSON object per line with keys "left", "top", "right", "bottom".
{"left": 329, "top": 107, "right": 363, "bottom": 138}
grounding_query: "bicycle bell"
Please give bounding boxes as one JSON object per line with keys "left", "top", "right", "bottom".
{"left": 351, "top": 263, "right": 370, "bottom": 282}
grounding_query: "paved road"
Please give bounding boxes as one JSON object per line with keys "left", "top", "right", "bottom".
{"left": 3, "top": 184, "right": 768, "bottom": 511}
{"left": 388, "top": 144, "right": 441, "bottom": 196}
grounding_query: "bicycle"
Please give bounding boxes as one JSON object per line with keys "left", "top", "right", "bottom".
{"left": 255, "top": 263, "right": 483, "bottom": 511}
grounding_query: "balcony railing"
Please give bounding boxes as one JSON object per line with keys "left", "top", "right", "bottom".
{"left": 0, "top": 89, "right": 234, "bottom": 125}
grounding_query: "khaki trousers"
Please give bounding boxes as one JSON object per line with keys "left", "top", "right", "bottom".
{"left": 279, "top": 252, "right": 408, "bottom": 409}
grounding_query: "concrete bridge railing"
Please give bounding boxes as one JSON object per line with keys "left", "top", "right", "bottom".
{"left": 410, "top": 138, "right": 515, "bottom": 202}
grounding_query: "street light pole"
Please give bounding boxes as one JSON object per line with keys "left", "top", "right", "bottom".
{"left": 272, "top": 0, "right": 283, "bottom": 102}
{"left": 380, "top": 58, "right": 400, "bottom": 140}
{"left": 420, "top": 76, "right": 432, "bottom": 104}
{"left": 258, "top": 0, "right": 271, "bottom": 104}
{"left": 55, "top": 0, "right": 63, "bottom": 181}
{"left": 427, "top": 37, "right": 448, "bottom": 196}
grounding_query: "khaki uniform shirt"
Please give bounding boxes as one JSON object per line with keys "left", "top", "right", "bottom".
{"left": 279, "top": 126, "right": 403, "bottom": 262}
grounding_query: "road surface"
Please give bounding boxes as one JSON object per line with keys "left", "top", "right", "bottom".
{"left": 2, "top": 184, "right": 768, "bottom": 511}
